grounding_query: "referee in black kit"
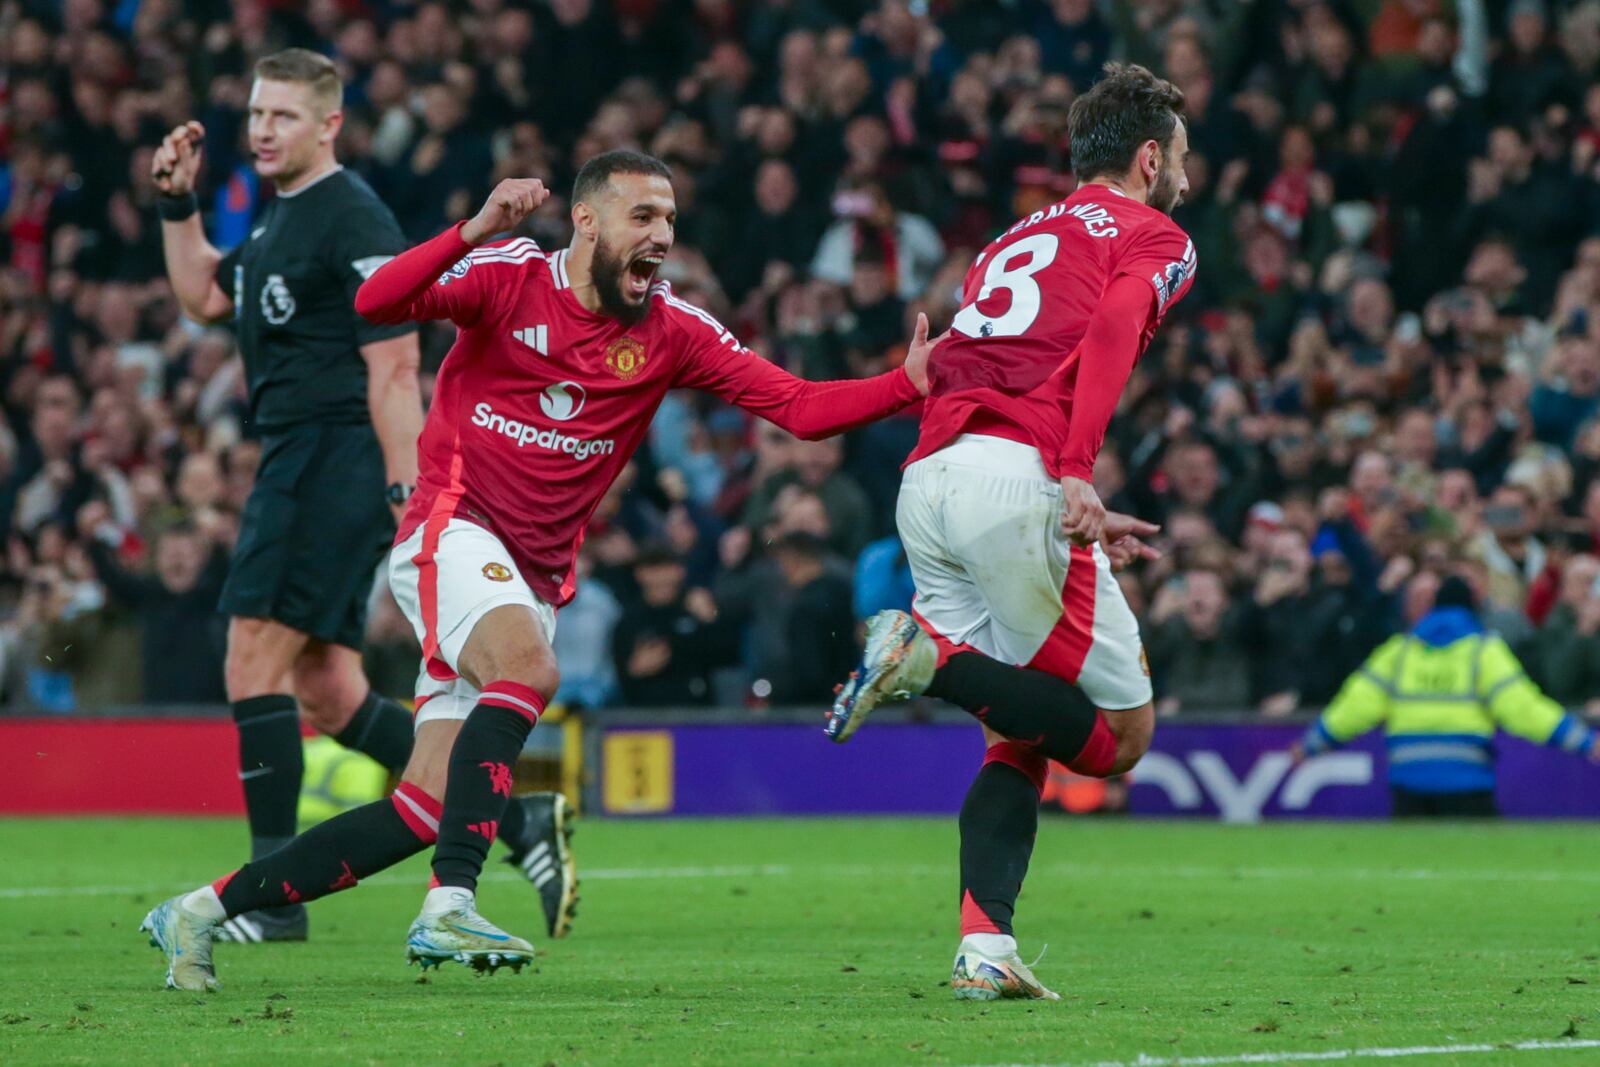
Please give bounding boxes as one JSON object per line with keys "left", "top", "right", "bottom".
{"left": 152, "top": 49, "right": 423, "bottom": 943}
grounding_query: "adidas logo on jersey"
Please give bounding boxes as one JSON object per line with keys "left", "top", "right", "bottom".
{"left": 512, "top": 325, "right": 549, "bottom": 355}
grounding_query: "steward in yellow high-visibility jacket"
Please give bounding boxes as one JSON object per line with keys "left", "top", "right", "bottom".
{"left": 1299, "top": 577, "right": 1599, "bottom": 817}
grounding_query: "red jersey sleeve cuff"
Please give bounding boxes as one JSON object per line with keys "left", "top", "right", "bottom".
{"left": 1056, "top": 458, "right": 1093, "bottom": 481}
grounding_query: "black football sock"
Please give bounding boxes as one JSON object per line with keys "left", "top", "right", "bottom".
{"left": 231, "top": 694, "right": 305, "bottom": 859}
{"left": 332, "top": 690, "right": 415, "bottom": 772}
{"left": 214, "top": 782, "right": 441, "bottom": 916}
{"left": 959, "top": 743, "right": 1048, "bottom": 939}
{"left": 927, "top": 651, "right": 1111, "bottom": 768}
{"left": 431, "top": 683, "right": 544, "bottom": 891}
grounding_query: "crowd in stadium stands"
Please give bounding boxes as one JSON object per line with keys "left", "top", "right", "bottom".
{"left": 5, "top": 0, "right": 1600, "bottom": 718}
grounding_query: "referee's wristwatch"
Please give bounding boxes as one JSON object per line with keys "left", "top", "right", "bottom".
{"left": 386, "top": 482, "right": 414, "bottom": 507}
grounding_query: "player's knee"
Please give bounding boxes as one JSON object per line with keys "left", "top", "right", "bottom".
{"left": 458, "top": 606, "right": 560, "bottom": 701}
{"left": 494, "top": 656, "right": 559, "bottom": 703}
{"left": 224, "top": 619, "right": 304, "bottom": 700}
{"left": 224, "top": 641, "right": 280, "bottom": 701}
{"left": 1105, "top": 704, "right": 1155, "bottom": 776}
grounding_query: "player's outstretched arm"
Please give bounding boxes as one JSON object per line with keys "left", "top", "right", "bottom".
{"left": 152, "top": 122, "right": 232, "bottom": 324}
{"left": 355, "top": 179, "right": 548, "bottom": 326}
{"left": 673, "top": 307, "right": 933, "bottom": 440}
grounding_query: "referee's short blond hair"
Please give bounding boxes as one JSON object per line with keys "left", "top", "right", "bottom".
{"left": 254, "top": 49, "right": 342, "bottom": 119}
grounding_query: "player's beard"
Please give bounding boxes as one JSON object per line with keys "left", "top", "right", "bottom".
{"left": 591, "top": 234, "right": 652, "bottom": 328}
{"left": 1148, "top": 154, "right": 1183, "bottom": 216}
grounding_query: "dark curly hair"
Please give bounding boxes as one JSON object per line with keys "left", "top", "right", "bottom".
{"left": 1068, "top": 63, "right": 1186, "bottom": 183}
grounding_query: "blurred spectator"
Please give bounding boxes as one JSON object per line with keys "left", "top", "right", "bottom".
{"left": 766, "top": 531, "right": 856, "bottom": 704}
{"left": 611, "top": 545, "right": 738, "bottom": 707}
{"left": 810, "top": 179, "right": 945, "bottom": 302}
{"left": 742, "top": 436, "right": 873, "bottom": 558}
{"left": 1538, "top": 552, "right": 1600, "bottom": 710}
{"left": 79, "top": 504, "right": 227, "bottom": 704}
{"left": 1146, "top": 570, "right": 1251, "bottom": 715}
{"left": 552, "top": 550, "right": 623, "bottom": 710}
{"left": 854, "top": 533, "right": 915, "bottom": 619}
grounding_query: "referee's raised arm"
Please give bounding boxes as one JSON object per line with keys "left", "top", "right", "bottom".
{"left": 151, "top": 121, "right": 233, "bottom": 324}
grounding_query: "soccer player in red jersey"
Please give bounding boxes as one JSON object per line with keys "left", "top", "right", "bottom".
{"left": 826, "top": 65, "right": 1195, "bottom": 1000}
{"left": 141, "top": 150, "right": 934, "bottom": 991}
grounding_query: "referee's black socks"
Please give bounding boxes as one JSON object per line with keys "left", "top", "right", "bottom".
{"left": 230, "top": 694, "right": 304, "bottom": 860}
{"left": 332, "top": 690, "right": 415, "bottom": 772}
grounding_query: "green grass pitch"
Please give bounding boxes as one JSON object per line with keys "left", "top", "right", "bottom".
{"left": 1, "top": 816, "right": 1597, "bottom": 1066}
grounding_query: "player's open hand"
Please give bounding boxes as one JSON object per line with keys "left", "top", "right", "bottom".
{"left": 1103, "top": 534, "right": 1161, "bottom": 572}
{"left": 901, "top": 312, "right": 943, "bottom": 396}
{"left": 462, "top": 178, "right": 549, "bottom": 245}
{"left": 1059, "top": 476, "right": 1106, "bottom": 546}
{"left": 152, "top": 121, "right": 205, "bottom": 197}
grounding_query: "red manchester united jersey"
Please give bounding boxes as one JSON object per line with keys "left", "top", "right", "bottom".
{"left": 909, "top": 184, "right": 1196, "bottom": 478}
{"left": 357, "top": 225, "right": 919, "bottom": 608}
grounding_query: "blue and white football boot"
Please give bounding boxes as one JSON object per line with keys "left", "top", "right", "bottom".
{"left": 826, "top": 609, "right": 938, "bottom": 742}
{"left": 141, "top": 894, "right": 221, "bottom": 992}
{"left": 405, "top": 888, "right": 535, "bottom": 974}
{"left": 950, "top": 937, "right": 1060, "bottom": 1001}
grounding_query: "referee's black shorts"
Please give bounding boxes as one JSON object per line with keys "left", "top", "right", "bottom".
{"left": 219, "top": 423, "right": 395, "bottom": 650}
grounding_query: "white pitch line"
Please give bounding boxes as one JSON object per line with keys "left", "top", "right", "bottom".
{"left": 971, "top": 1037, "right": 1600, "bottom": 1067}
{"left": 7, "top": 857, "right": 1600, "bottom": 899}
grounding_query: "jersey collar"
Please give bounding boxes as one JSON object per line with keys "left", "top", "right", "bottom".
{"left": 276, "top": 164, "right": 345, "bottom": 199}
{"left": 546, "top": 249, "right": 571, "bottom": 290}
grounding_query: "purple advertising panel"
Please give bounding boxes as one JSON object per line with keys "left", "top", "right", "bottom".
{"left": 595, "top": 720, "right": 1600, "bottom": 820}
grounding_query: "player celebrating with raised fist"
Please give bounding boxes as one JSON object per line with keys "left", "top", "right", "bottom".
{"left": 826, "top": 64, "right": 1197, "bottom": 1000}
{"left": 146, "top": 48, "right": 575, "bottom": 952}
{"left": 142, "top": 150, "right": 935, "bottom": 991}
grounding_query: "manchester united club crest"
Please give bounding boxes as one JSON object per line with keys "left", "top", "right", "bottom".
{"left": 605, "top": 336, "right": 647, "bottom": 380}
{"left": 482, "top": 562, "right": 513, "bottom": 582}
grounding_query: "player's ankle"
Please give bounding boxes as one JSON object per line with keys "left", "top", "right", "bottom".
{"left": 421, "top": 885, "right": 475, "bottom": 916}
{"left": 181, "top": 885, "right": 227, "bottom": 923}
{"left": 961, "top": 932, "right": 1017, "bottom": 958}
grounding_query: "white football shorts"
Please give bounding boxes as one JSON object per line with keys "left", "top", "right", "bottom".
{"left": 389, "top": 517, "right": 557, "bottom": 727}
{"left": 897, "top": 434, "right": 1152, "bottom": 711}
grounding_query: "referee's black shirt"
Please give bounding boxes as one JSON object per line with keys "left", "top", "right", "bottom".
{"left": 216, "top": 167, "right": 416, "bottom": 433}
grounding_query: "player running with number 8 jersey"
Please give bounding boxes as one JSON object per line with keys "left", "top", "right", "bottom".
{"left": 826, "top": 64, "right": 1197, "bottom": 1000}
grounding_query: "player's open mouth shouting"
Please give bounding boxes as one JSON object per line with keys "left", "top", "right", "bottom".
{"left": 625, "top": 249, "right": 665, "bottom": 300}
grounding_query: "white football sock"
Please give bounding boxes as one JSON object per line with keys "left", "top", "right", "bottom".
{"left": 963, "top": 932, "right": 1017, "bottom": 958}
{"left": 181, "top": 886, "right": 226, "bottom": 922}
{"left": 421, "top": 885, "right": 475, "bottom": 917}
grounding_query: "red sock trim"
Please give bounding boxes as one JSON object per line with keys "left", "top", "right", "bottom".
{"left": 391, "top": 782, "right": 442, "bottom": 844}
{"left": 983, "top": 740, "right": 1048, "bottom": 795}
{"left": 211, "top": 870, "right": 237, "bottom": 897}
{"left": 910, "top": 606, "right": 962, "bottom": 669}
{"left": 1066, "top": 712, "right": 1117, "bottom": 778}
{"left": 960, "top": 888, "right": 1002, "bottom": 935}
{"left": 428, "top": 873, "right": 441, "bottom": 889}
{"left": 477, "top": 680, "right": 546, "bottom": 724}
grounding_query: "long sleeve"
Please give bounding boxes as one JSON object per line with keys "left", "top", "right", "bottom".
{"left": 1054, "top": 274, "right": 1153, "bottom": 479}
{"left": 1476, "top": 636, "right": 1579, "bottom": 746}
{"left": 667, "top": 292, "right": 920, "bottom": 438}
{"left": 1303, "top": 637, "right": 1401, "bottom": 753}
{"left": 355, "top": 222, "right": 531, "bottom": 328}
